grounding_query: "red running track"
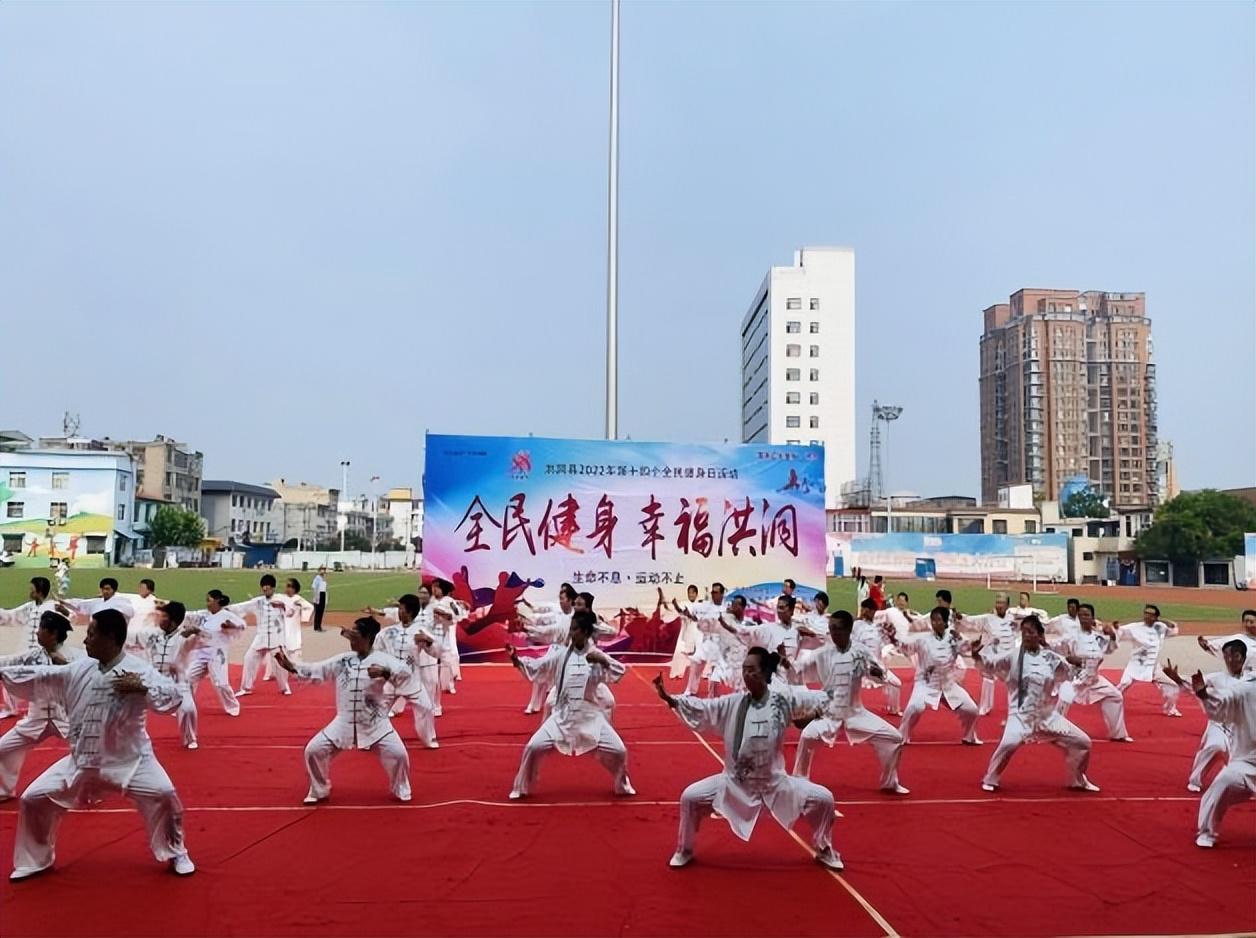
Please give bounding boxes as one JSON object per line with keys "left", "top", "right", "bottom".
{"left": 0, "top": 664, "right": 1253, "bottom": 938}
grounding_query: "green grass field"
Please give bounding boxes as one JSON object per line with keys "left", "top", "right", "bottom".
{"left": 0, "top": 567, "right": 1240, "bottom": 625}
{"left": 0, "top": 568, "right": 421, "bottom": 613}
{"left": 824, "top": 578, "right": 1240, "bottom": 624}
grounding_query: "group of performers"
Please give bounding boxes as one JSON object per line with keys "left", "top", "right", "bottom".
{"left": 0, "top": 573, "right": 1253, "bottom": 880}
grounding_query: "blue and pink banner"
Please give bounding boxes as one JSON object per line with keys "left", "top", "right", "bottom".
{"left": 422, "top": 433, "right": 828, "bottom": 660}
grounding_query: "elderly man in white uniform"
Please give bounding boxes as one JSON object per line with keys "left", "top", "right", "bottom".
{"left": 126, "top": 601, "right": 201, "bottom": 749}
{"left": 1115, "top": 604, "right": 1182, "bottom": 716}
{"left": 231, "top": 574, "right": 292, "bottom": 696}
{"left": 0, "top": 576, "right": 59, "bottom": 718}
{"left": 654, "top": 646, "right": 844, "bottom": 871}
{"left": 974, "top": 615, "right": 1099, "bottom": 793}
{"left": 789, "top": 609, "right": 909, "bottom": 794}
{"left": 0, "top": 608, "right": 194, "bottom": 880}
{"left": 275, "top": 617, "right": 414, "bottom": 805}
{"left": 181, "top": 590, "right": 247, "bottom": 718}
{"left": 890, "top": 607, "right": 982, "bottom": 746}
{"left": 959, "top": 592, "right": 1019, "bottom": 716}
{"left": 367, "top": 594, "right": 440, "bottom": 749}
{"left": 1049, "top": 603, "right": 1133, "bottom": 742}
{"left": 1163, "top": 642, "right": 1256, "bottom": 793}
{"left": 1196, "top": 610, "right": 1256, "bottom": 675}
{"left": 506, "top": 610, "right": 634, "bottom": 800}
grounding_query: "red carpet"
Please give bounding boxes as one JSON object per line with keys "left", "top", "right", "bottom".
{"left": 1, "top": 664, "right": 1253, "bottom": 938}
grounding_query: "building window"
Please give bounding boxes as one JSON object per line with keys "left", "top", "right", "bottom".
{"left": 8, "top": 472, "right": 25, "bottom": 489}
{"left": 786, "top": 298, "right": 801, "bottom": 310}
{"left": 786, "top": 416, "right": 801, "bottom": 428}
{"left": 1024, "top": 520, "right": 1037, "bottom": 533}
{"left": 809, "top": 298, "right": 820, "bottom": 310}
{"left": 119, "top": 475, "right": 127, "bottom": 491}
{"left": 6, "top": 502, "right": 23, "bottom": 519}
{"left": 810, "top": 392, "right": 820, "bottom": 405}
{"left": 786, "top": 392, "right": 800, "bottom": 404}
{"left": 992, "top": 519, "right": 1008, "bottom": 534}
{"left": 49, "top": 502, "right": 68, "bottom": 522}
{"left": 786, "top": 321, "right": 801, "bottom": 333}
{"left": 809, "top": 369, "right": 820, "bottom": 381}
{"left": 51, "top": 472, "right": 69, "bottom": 490}
{"left": 786, "top": 344, "right": 801, "bottom": 357}
{"left": 809, "top": 322, "right": 820, "bottom": 334}
{"left": 117, "top": 504, "right": 126, "bottom": 521}
{"left": 809, "top": 345, "right": 820, "bottom": 357}
{"left": 786, "top": 369, "right": 800, "bottom": 381}
{"left": 786, "top": 439, "right": 800, "bottom": 445}
{"left": 809, "top": 416, "right": 820, "bottom": 429}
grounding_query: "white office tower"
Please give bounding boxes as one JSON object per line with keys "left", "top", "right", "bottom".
{"left": 740, "top": 247, "right": 856, "bottom": 509}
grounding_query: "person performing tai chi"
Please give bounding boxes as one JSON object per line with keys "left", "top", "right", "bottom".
{"left": 791, "top": 610, "right": 909, "bottom": 794}
{"left": 1050, "top": 604, "right": 1133, "bottom": 742}
{"left": 653, "top": 647, "right": 844, "bottom": 871}
{"left": 180, "top": 591, "right": 246, "bottom": 718}
{"left": 0, "top": 576, "right": 58, "bottom": 718}
{"left": 1115, "top": 604, "right": 1182, "bottom": 717}
{"left": 960, "top": 592, "right": 1018, "bottom": 716}
{"left": 231, "top": 575, "right": 292, "bottom": 696}
{"left": 429, "top": 579, "right": 465, "bottom": 690}
{"left": 726, "top": 595, "right": 802, "bottom": 686}
{"left": 667, "top": 584, "right": 704, "bottom": 680}
{"left": 854, "top": 599, "right": 902, "bottom": 715}
{"left": 1163, "top": 644, "right": 1255, "bottom": 793}
{"left": 1196, "top": 610, "right": 1256, "bottom": 675}
{"left": 688, "top": 589, "right": 747, "bottom": 697}
{"left": 0, "top": 612, "right": 82, "bottom": 801}
{"left": 0, "top": 609, "right": 195, "bottom": 880}
{"left": 517, "top": 584, "right": 576, "bottom": 714}
{"left": 1044, "top": 598, "right": 1083, "bottom": 640}
{"left": 506, "top": 610, "right": 634, "bottom": 800}
{"left": 1166, "top": 651, "right": 1256, "bottom": 848}
{"left": 126, "top": 601, "right": 201, "bottom": 749}
{"left": 367, "top": 594, "right": 439, "bottom": 749}
{"left": 274, "top": 617, "right": 414, "bottom": 805}
{"left": 682, "top": 584, "right": 730, "bottom": 695}
{"left": 973, "top": 615, "right": 1100, "bottom": 793}
{"left": 890, "top": 607, "right": 982, "bottom": 746}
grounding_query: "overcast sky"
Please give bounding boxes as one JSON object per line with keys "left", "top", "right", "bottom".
{"left": 2, "top": 2, "right": 1252, "bottom": 500}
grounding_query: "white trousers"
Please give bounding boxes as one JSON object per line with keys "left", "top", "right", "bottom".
{"left": 900, "top": 685, "right": 979, "bottom": 744}
{"left": 1189, "top": 723, "right": 1230, "bottom": 789}
{"left": 982, "top": 716, "right": 1092, "bottom": 788}
{"left": 388, "top": 690, "right": 438, "bottom": 747}
{"left": 677, "top": 774, "right": 834, "bottom": 853}
{"left": 979, "top": 676, "right": 996, "bottom": 715}
{"left": 0, "top": 722, "right": 64, "bottom": 798}
{"left": 1197, "top": 760, "right": 1256, "bottom": 841}
{"left": 303, "top": 731, "right": 411, "bottom": 801}
{"left": 13, "top": 754, "right": 188, "bottom": 876}
{"left": 1116, "top": 673, "right": 1181, "bottom": 714}
{"left": 242, "top": 646, "right": 289, "bottom": 693}
{"left": 878, "top": 670, "right": 903, "bottom": 714}
{"left": 185, "top": 656, "right": 240, "bottom": 716}
{"left": 526, "top": 675, "right": 552, "bottom": 713}
{"left": 511, "top": 722, "right": 631, "bottom": 796}
{"left": 793, "top": 713, "right": 904, "bottom": 790}
{"left": 1058, "top": 678, "right": 1129, "bottom": 739}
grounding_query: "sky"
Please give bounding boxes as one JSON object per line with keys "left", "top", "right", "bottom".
{"left": 1, "top": 2, "right": 1252, "bottom": 502}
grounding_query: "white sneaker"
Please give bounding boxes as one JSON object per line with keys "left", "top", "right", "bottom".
{"left": 427, "top": 741, "right": 440, "bottom": 749}
{"left": 281, "top": 689, "right": 293, "bottom": 696}
{"left": 962, "top": 738, "right": 983, "bottom": 746}
{"left": 981, "top": 783, "right": 998, "bottom": 792}
{"left": 814, "top": 847, "right": 844, "bottom": 871}
{"left": 1113, "top": 736, "right": 1135, "bottom": 743}
{"left": 885, "top": 784, "right": 910, "bottom": 795}
{"left": 9, "top": 865, "right": 50, "bottom": 882}
{"left": 396, "top": 792, "right": 412, "bottom": 803}
{"left": 508, "top": 790, "right": 523, "bottom": 800}
{"left": 1166, "top": 708, "right": 1183, "bottom": 718}
{"left": 170, "top": 855, "right": 196, "bottom": 876}
{"left": 1187, "top": 782, "right": 1202, "bottom": 793}
{"left": 669, "top": 850, "right": 693, "bottom": 868}
{"left": 1070, "top": 780, "right": 1101, "bottom": 793}
{"left": 618, "top": 782, "right": 636, "bottom": 797}
{"left": 186, "top": 741, "right": 199, "bottom": 751}
{"left": 303, "top": 793, "right": 326, "bottom": 805}
{"left": 236, "top": 689, "right": 252, "bottom": 697}
{"left": 1195, "top": 833, "right": 1216, "bottom": 848}
{"left": 523, "top": 707, "right": 536, "bottom": 715}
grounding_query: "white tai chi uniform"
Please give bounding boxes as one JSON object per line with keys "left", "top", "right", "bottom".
{"left": 0, "top": 645, "right": 83, "bottom": 798}
{"left": 857, "top": 614, "right": 902, "bottom": 714}
{"left": 231, "top": 595, "right": 291, "bottom": 694}
{"left": 0, "top": 599, "right": 58, "bottom": 717}
{"left": 964, "top": 611, "right": 1019, "bottom": 715}
{"left": 520, "top": 604, "right": 573, "bottom": 713}
{"left": 792, "top": 644, "right": 905, "bottom": 790}
{"left": 280, "top": 594, "right": 314, "bottom": 660}
{"left": 429, "top": 601, "right": 461, "bottom": 696}
{"left": 373, "top": 618, "right": 439, "bottom": 748}
{"left": 511, "top": 644, "right": 631, "bottom": 797}
{"left": 127, "top": 625, "right": 200, "bottom": 747}
{"left": 694, "top": 611, "right": 749, "bottom": 696}
{"left": 736, "top": 621, "right": 802, "bottom": 686}
{"left": 181, "top": 609, "right": 245, "bottom": 717}
{"left": 670, "top": 686, "right": 837, "bottom": 855}
{"left": 1116, "top": 621, "right": 1181, "bottom": 714}
{"left": 61, "top": 595, "right": 137, "bottom": 624}
{"left": 1051, "top": 628, "right": 1129, "bottom": 740}
{"left": 897, "top": 629, "right": 980, "bottom": 744}
{"left": 976, "top": 645, "right": 1094, "bottom": 789}
{"left": 119, "top": 594, "right": 161, "bottom": 632}
{"left": 683, "top": 602, "right": 728, "bottom": 695}
{"left": 1196, "top": 678, "right": 1256, "bottom": 846}
{"left": 1200, "top": 634, "right": 1256, "bottom": 674}
{"left": 1044, "top": 613, "right": 1081, "bottom": 640}
{"left": 669, "top": 600, "right": 701, "bottom": 679}
{"left": 0, "top": 653, "right": 190, "bottom": 878}
{"left": 1188, "top": 671, "right": 1254, "bottom": 791}
{"left": 293, "top": 650, "right": 414, "bottom": 802}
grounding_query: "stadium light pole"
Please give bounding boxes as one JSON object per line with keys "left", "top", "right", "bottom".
{"left": 339, "top": 460, "right": 350, "bottom": 552}
{"left": 604, "top": 0, "right": 620, "bottom": 441}
{"left": 873, "top": 404, "right": 903, "bottom": 533}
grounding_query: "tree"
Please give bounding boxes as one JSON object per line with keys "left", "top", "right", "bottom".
{"left": 148, "top": 506, "right": 206, "bottom": 550}
{"left": 316, "top": 530, "right": 371, "bottom": 552}
{"left": 1135, "top": 490, "right": 1256, "bottom": 563}
{"left": 1062, "top": 486, "right": 1109, "bottom": 519}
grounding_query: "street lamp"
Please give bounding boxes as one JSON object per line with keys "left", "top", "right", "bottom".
{"left": 339, "top": 460, "right": 350, "bottom": 552}
{"left": 873, "top": 402, "right": 903, "bottom": 533}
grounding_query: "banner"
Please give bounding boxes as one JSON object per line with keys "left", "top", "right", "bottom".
{"left": 837, "top": 532, "right": 1069, "bottom": 582}
{"left": 1244, "top": 533, "right": 1256, "bottom": 590}
{"left": 422, "top": 434, "right": 828, "bottom": 659}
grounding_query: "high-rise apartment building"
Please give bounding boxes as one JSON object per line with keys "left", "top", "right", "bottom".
{"left": 740, "top": 247, "right": 856, "bottom": 508}
{"left": 979, "top": 289, "right": 1158, "bottom": 510}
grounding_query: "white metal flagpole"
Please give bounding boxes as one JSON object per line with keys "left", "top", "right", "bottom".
{"left": 605, "top": 0, "right": 620, "bottom": 441}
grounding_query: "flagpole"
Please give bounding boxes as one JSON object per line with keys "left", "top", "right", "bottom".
{"left": 605, "top": 0, "right": 620, "bottom": 441}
